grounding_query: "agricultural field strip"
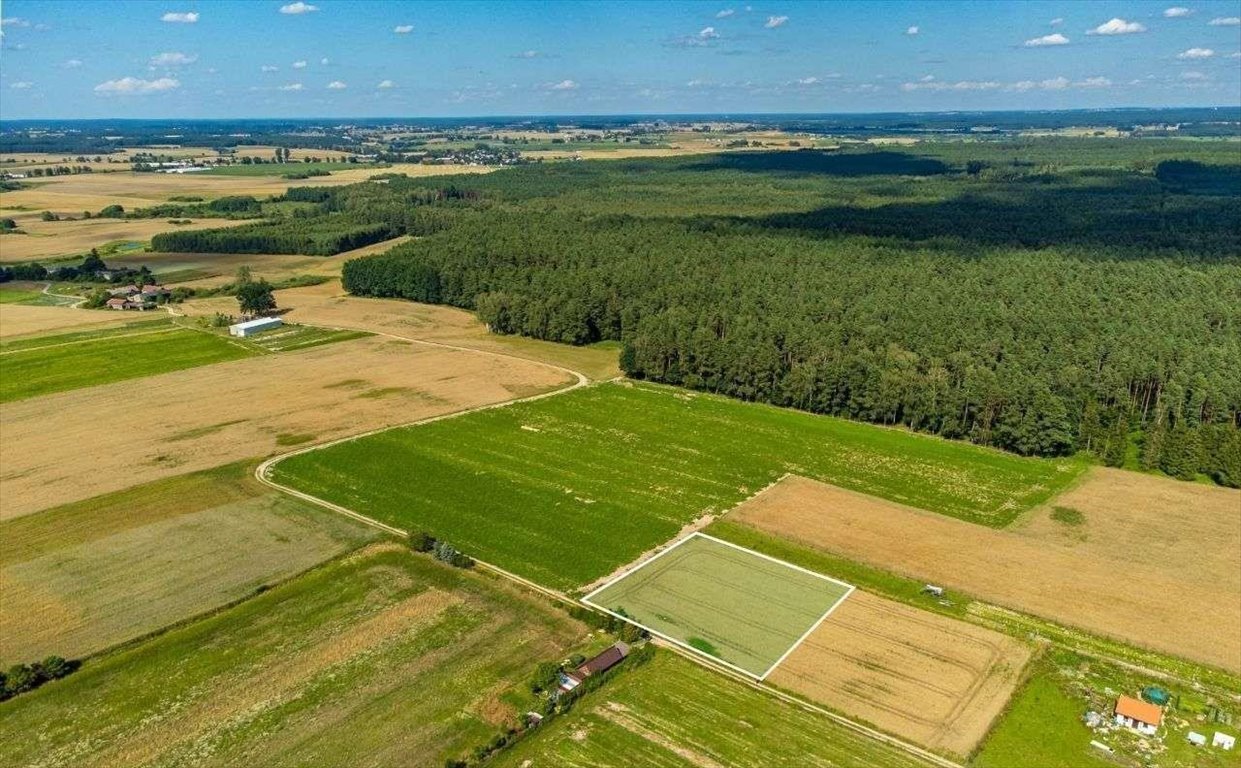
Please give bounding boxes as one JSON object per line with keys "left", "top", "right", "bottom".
{"left": 581, "top": 532, "right": 855, "bottom": 680}
{"left": 0, "top": 325, "right": 180, "bottom": 355}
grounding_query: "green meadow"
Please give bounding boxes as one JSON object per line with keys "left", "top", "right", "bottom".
{"left": 274, "top": 381, "right": 1081, "bottom": 590}
{"left": 0, "top": 320, "right": 255, "bottom": 402}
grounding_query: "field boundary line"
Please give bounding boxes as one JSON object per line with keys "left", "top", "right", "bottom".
{"left": 653, "top": 637, "right": 964, "bottom": 768}
{"left": 581, "top": 531, "right": 856, "bottom": 681}
{"left": 0, "top": 326, "right": 182, "bottom": 355}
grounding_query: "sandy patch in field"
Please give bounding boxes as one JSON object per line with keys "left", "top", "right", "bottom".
{"left": 0, "top": 304, "right": 152, "bottom": 338}
{"left": 182, "top": 279, "right": 622, "bottom": 380}
{"left": 768, "top": 591, "right": 1029, "bottom": 757}
{"left": 1014, "top": 467, "right": 1241, "bottom": 594}
{"left": 730, "top": 475, "right": 1241, "bottom": 673}
{"left": 0, "top": 335, "right": 572, "bottom": 518}
{"left": 0, "top": 216, "right": 252, "bottom": 262}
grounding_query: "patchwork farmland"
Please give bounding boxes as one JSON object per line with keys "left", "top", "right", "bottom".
{"left": 584, "top": 533, "right": 852, "bottom": 678}
{"left": 272, "top": 381, "right": 1081, "bottom": 590}
{"left": 1, "top": 334, "right": 573, "bottom": 518}
{"left": 491, "top": 651, "right": 932, "bottom": 768}
{"left": 728, "top": 475, "right": 1241, "bottom": 673}
{"left": 0, "top": 547, "right": 591, "bottom": 768}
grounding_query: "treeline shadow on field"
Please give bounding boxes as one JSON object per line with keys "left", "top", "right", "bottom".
{"left": 721, "top": 179, "right": 1241, "bottom": 255}
{"left": 684, "top": 150, "right": 952, "bottom": 177}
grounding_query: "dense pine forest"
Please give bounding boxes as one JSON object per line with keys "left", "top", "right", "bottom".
{"left": 198, "top": 139, "right": 1241, "bottom": 484}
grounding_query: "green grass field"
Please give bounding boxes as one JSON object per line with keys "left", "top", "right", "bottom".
{"left": 492, "top": 650, "right": 929, "bottom": 768}
{"left": 0, "top": 462, "right": 378, "bottom": 661}
{"left": 0, "top": 320, "right": 256, "bottom": 402}
{"left": 273, "top": 381, "right": 1082, "bottom": 590}
{"left": 0, "top": 287, "right": 45, "bottom": 304}
{"left": 974, "top": 672, "right": 1113, "bottom": 768}
{"left": 0, "top": 547, "right": 589, "bottom": 768}
{"left": 584, "top": 534, "right": 851, "bottom": 677}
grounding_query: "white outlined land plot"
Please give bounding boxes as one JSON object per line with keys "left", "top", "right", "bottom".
{"left": 581, "top": 533, "right": 853, "bottom": 679}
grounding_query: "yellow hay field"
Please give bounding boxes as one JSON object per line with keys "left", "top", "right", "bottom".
{"left": 730, "top": 474, "right": 1241, "bottom": 673}
{"left": 0, "top": 334, "right": 572, "bottom": 518}
{"left": 769, "top": 591, "right": 1030, "bottom": 757}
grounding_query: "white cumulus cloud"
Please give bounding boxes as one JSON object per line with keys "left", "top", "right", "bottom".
{"left": 1076, "top": 76, "right": 1111, "bottom": 88}
{"left": 512, "top": 50, "right": 540, "bottom": 58}
{"left": 1087, "top": 18, "right": 1146, "bottom": 35}
{"left": 94, "top": 76, "right": 179, "bottom": 94}
{"left": 716, "top": 9, "right": 735, "bottom": 18}
{"left": 1164, "top": 7, "right": 1192, "bottom": 17}
{"left": 377, "top": 79, "right": 395, "bottom": 88}
{"left": 279, "top": 2, "right": 318, "bottom": 14}
{"left": 1208, "top": 17, "right": 1240, "bottom": 26}
{"left": 261, "top": 65, "right": 279, "bottom": 72}
{"left": 1025, "top": 33, "right": 1069, "bottom": 46}
{"left": 1, "top": 17, "right": 31, "bottom": 27}
{"left": 394, "top": 24, "right": 413, "bottom": 34}
{"left": 1180, "top": 70, "right": 1208, "bottom": 80}
{"left": 279, "top": 82, "right": 304, "bottom": 91}
{"left": 326, "top": 80, "right": 346, "bottom": 89}
{"left": 63, "top": 58, "right": 83, "bottom": 68}
{"left": 292, "top": 60, "right": 307, "bottom": 69}
{"left": 905, "top": 25, "right": 919, "bottom": 35}
{"left": 550, "top": 79, "right": 578, "bottom": 90}
{"left": 160, "top": 11, "right": 199, "bottom": 23}
{"left": 10, "top": 81, "right": 32, "bottom": 89}
{"left": 150, "top": 51, "right": 197, "bottom": 67}
{"left": 1049, "top": 17, "right": 1064, "bottom": 26}
{"left": 699, "top": 26, "right": 719, "bottom": 39}
{"left": 796, "top": 76, "right": 819, "bottom": 85}
{"left": 320, "top": 57, "right": 329, "bottom": 64}
{"left": 764, "top": 15, "right": 788, "bottom": 29}
{"left": 1178, "top": 47, "right": 1215, "bottom": 59}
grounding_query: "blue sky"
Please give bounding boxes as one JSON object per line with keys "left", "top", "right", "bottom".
{"left": 1, "top": 0, "right": 1239, "bottom": 118}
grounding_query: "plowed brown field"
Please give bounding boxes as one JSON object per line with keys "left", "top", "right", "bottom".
{"left": 730, "top": 474, "right": 1241, "bottom": 673}
{"left": 0, "top": 335, "right": 572, "bottom": 518}
{"left": 768, "top": 591, "right": 1030, "bottom": 757}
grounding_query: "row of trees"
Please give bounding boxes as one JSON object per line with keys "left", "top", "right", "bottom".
{"left": 340, "top": 148, "right": 1241, "bottom": 485}
{"left": 1, "top": 656, "right": 78, "bottom": 701}
{"left": 151, "top": 218, "right": 395, "bottom": 256}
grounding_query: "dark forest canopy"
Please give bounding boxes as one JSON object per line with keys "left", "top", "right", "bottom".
{"left": 222, "top": 139, "right": 1241, "bottom": 484}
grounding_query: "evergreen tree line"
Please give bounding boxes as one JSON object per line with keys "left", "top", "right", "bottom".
{"left": 339, "top": 148, "right": 1240, "bottom": 484}
{"left": 150, "top": 217, "right": 395, "bottom": 256}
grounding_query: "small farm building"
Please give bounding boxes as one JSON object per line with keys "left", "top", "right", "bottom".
{"left": 229, "top": 316, "right": 282, "bottom": 337}
{"left": 1215, "top": 733, "right": 1236, "bottom": 750}
{"left": 1188, "top": 732, "right": 1207, "bottom": 747}
{"left": 1115, "top": 695, "right": 1162, "bottom": 735}
{"left": 557, "top": 642, "right": 631, "bottom": 692}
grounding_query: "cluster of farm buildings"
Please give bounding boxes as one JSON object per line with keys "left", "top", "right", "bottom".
{"left": 103, "top": 283, "right": 170, "bottom": 311}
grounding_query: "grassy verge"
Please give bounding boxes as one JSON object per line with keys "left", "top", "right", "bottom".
{"left": 274, "top": 381, "right": 1080, "bottom": 590}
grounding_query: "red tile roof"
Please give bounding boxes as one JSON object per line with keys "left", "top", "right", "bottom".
{"left": 1116, "top": 695, "right": 1162, "bottom": 726}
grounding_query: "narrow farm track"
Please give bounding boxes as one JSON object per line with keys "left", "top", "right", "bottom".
{"left": 253, "top": 322, "right": 956, "bottom": 768}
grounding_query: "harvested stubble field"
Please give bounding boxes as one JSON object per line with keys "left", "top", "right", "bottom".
{"left": 273, "top": 381, "right": 1080, "bottom": 591}
{"left": 0, "top": 303, "right": 153, "bottom": 338}
{"left": 491, "top": 650, "right": 931, "bottom": 768}
{"left": 0, "top": 547, "right": 590, "bottom": 768}
{"left": 0, "top": 216, "right": 252, "bottom": 262}
{"left": 0, "top": 318, "right": 256, "bottom": 402}
{"left": 0, "top": 334, "right": 572, "bottom": 518}
{"left": 182, "top": 279, "right": 623, "bottom": 380}
{"left": 0, "top": 463, "right": 378, "bottom": 661}
{"left": 767, "top": 590, "right": 1031, "bottom": 758}
{"left": 729, "top": 474, "right": 1241, "bottom": 673}
{"left": 584, "top": 534, "right": 851, "bottom": 677}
